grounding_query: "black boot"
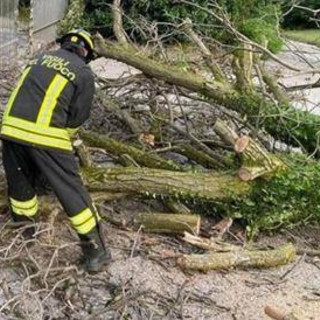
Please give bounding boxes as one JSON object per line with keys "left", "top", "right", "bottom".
{"left": 80, "top": 227, "right": 112, "bottom": 273}
{"left": 11, "top": 213, "right": 36, "bottom": 239}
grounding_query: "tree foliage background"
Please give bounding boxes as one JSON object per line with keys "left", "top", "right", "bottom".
{"left": 83, "top": 0, "right": 283, "bottom": 52}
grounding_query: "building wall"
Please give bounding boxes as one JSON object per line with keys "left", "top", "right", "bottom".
{"left": 0, "top": 0, "right": 19, "bottom": 69}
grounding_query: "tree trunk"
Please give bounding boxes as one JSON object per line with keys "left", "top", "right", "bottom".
{"left": 81, "top": 167, "right": 251, "bottom": 200}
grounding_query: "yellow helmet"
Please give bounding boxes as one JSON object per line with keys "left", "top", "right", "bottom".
{"left": 57, "top": 28, "right": 95, "bottom": 62}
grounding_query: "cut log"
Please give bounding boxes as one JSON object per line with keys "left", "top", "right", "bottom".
{"left": 235, "top": 136, "right": 285, "bottom": 181}
{"left": 177, "top": 243, "right": 296, "bottom": 271}
{"left": 136, "top": 213, "right": 200, "bottom": 235}
{"left": 214, "top": 119, "right": 285, "bottom": 180}
{"left": 213, "top": 118, "right": 239, "bottom": 146}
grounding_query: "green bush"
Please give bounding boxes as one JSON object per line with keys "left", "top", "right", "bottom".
{"left": 218, "top": 0, "right": 283, "bottom": 52}
{"left": 210, "top": 154, "right": 320, "bottom": 238}
{"left": 239, "top": 18, "right": 283, "bottom": 53}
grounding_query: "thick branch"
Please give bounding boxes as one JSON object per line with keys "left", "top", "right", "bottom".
{"left": 97, "top": 91, "right": 143, "bottom": 134}
{"left": 177, "top": 243, "right": 296, "bottom": 271}
{"left": 80, "top": 130, "right": 183, "bottom": 171}
{"left": 94, "top": 34, "right": 233, "bottom": 101}
{"left": 112, "top": 0, "right": 128, "bottom": 44}
{"left": 256, "top": 59, "right": 289, "bottom": 104}
{"left": 235, "top": 136, "right": 285, "bottom": 181}
{"left": 180, "top": 18, "right": 226, "bottom": 82}
{"left": 214, "top": 119, "right": 285, "bottom": 181}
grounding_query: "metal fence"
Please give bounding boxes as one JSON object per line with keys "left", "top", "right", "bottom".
{"left": 30, "top": 0, "right": 68, "bottom": 51}
{"left": 0, "top": 0, "right": 19, "bottom": 68}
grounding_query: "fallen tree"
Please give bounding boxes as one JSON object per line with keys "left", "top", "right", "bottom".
{"left": 0, "top": 152, "right": 318, "bottom": 236}
{"left": 2, "top": 0, "right": 320, "bottom": 239}
{"left": 93, "top": 34, "right": 320, "bottom": 155}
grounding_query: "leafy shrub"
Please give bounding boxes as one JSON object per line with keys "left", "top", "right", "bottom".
{"left": 219, "top": 0, "right": 283, "bottom": 52}
{"left": 213, "top": 154, "right": 320, "bottom": 238}
{"left": 239, "top": 18, "right": 283, "bottom": 53}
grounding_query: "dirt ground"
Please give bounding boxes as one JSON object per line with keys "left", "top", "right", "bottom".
{"left": 0, "top": 202, "right": 320, "bottom": 320}
{"left": 0, "top": 41, "right": 320, "bottom": 320}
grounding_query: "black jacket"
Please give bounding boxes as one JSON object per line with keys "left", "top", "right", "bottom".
{"left": 1, "top": 48, "right": 95, "bottom": 151}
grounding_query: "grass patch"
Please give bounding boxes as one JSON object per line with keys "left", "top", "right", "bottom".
{"left": 282, "top": 29, "right": 320, "bottom": 47}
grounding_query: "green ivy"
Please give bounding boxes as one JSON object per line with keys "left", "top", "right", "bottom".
{"left": 212, "top": 154, "right": 320, "bottom": 237}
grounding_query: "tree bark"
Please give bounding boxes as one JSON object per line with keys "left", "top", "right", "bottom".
{"left": 177, "top": 243, "right": 296, "bottom": 271}
{"left": 112, "top": 0, "right": 128, "bottom": 44}
{"left": 180, "top": 18, "right": 226, "bottom": 83}
{"left": 81, "top": 167, "right": 251, "bottom": 201}
{"left": 177, "top": 144, "right": 227, "bottom": 169}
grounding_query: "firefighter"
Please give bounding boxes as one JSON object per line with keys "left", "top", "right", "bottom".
{"left": 0, "top": 28, "right": 111, "bottom": 273}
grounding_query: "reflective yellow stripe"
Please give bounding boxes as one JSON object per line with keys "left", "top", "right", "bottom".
{"left": 70, "top": 208, "right": 97, "bottom": 235}
{"left": 1, "top": 124, "right": 72, "bottom": 150}
{"left": 37, "top": 74, "right": 68, "bottom": 126}
{"left": 76, "top": 217, "right": 96, "bottom": 234}
{"left": 70, "top": 208, "right": 93, "bottom": 226}
{"left": 1, "top": 69, "right": 72, "bottom": 150}
{"left": 78, "top": 31, "right": 94, "bottom": 49}
{"left": 2, "top": 117, "right": 70, "bottom": 140}
{"left": 10, "top": 196, "right": 38, "bottom": 217}
{"left": 69, "top": 29, "right": 94, "bottom": 49}
{"left": 10, "top": 196, "right": 37, "bottom": 209}
{"left": 4, "top": 67, "right": 32, "bottom": 118}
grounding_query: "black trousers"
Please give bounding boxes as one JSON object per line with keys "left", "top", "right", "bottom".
{"left": 1, "top": 139, "right": 100, "bottom": 238}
